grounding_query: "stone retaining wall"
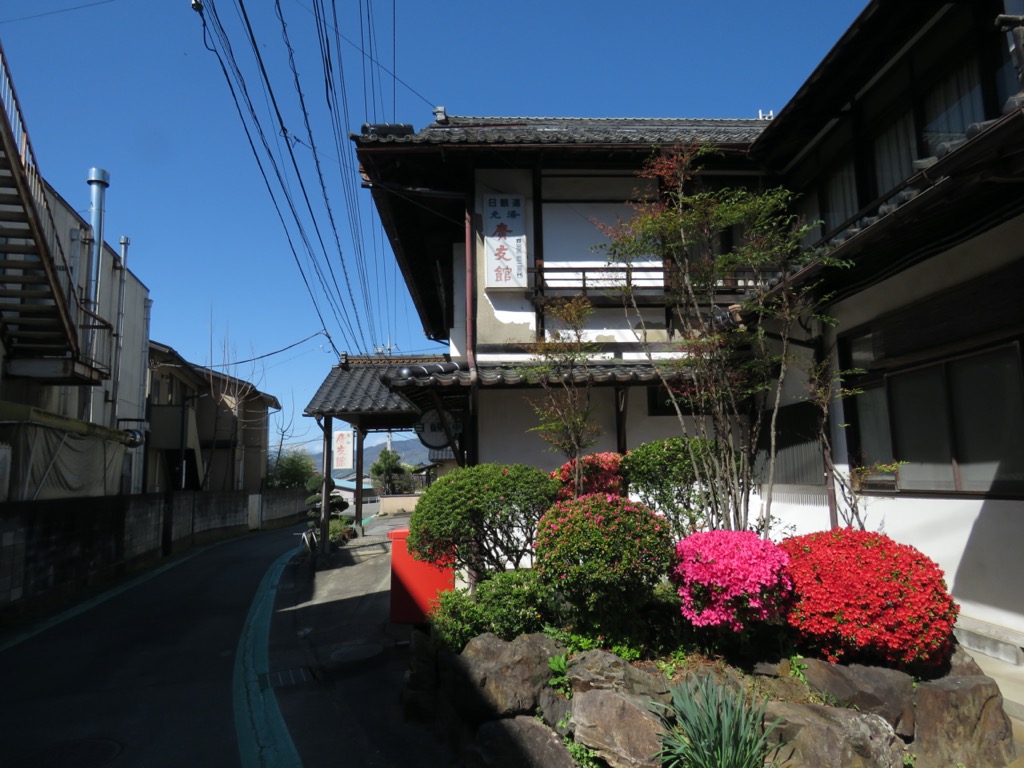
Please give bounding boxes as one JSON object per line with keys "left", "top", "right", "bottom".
{"left": 404, "top": 631, "right": 1018, "bottom": 768}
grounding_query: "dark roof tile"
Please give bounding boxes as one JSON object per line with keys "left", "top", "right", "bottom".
{"left": 387, "top": 360, "right": 688, "bottom": 389}
{"left": 357, "top": 115, "right": 765, "bottom": 147}
{"left": 304, "top": 355, "right": 448, "bottom": 417}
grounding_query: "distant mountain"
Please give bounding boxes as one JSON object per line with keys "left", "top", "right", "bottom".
{"left": 311, "top": 434, "right": 430, "bottom": 476}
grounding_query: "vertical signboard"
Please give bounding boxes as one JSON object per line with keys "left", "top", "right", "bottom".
{"left": 484, "top": 195, "right": 528, "bottom": 289}
{"left": 332, "top": 429, "right": 353, "bottom": 470}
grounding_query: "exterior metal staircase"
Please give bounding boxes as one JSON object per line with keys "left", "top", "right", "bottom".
{"left": 0, "top": 41, "right": 107, "bottom": 383}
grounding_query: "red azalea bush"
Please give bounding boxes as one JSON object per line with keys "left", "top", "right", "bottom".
{"left": 535, "top": 493, "right": 672, "bottom": 629}
{"left": 671, "top": 530, "right": 792, "bottom": 632}
{"left": 550, "top": 452, "right": 625, "bottom": 500}
{"left": 781, "top": 528, "right": 959, "bottom": 670}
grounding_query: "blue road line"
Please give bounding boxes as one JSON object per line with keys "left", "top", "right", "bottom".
{"left": 233, "top": 546, "right": 304, "bottom": 768}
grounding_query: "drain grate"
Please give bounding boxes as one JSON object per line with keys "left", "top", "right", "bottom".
{"left": 264, "top": 666, "right": 313, "bottom": 688}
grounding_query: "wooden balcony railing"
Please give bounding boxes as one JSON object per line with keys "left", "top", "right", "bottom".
{"left": 529, "top": 262, "right": 769, "bottom": 307}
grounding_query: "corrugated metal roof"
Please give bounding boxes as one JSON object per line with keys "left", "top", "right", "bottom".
{"left": 356, "top": 115, "right": 766, "bottom": 147}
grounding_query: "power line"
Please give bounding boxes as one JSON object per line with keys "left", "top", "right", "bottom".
{"left": 205, "top": 329, "right": 328, "bottom": 369}
{"left": 0, "top": 0, "right": 116, "bottom": 25}
{"left": 195, "top": 1, "right": 347, "bottom": 354}
{"left": 274, "top": 0, "right": 374, "bottom": 345}
{"left": 194, "top": 0, "right": 426, "bottom": 358}
{"left": 291, "top": 0, "right": 436, "bottom": 111}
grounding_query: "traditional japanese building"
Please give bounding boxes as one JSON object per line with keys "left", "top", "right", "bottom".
{"left": 342, "top": 0, "right": 1024, "bottom": 661}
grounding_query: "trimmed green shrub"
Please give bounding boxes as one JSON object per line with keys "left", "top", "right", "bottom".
{"left": 408, "top": 463, "right": 560, "bottom": 576}
{"left": 654, "top": 674, "right": 782, "bottom": 768}
{"left": 474, "top": 568, "right": 553, "bottom": 640}
{"left": 620, "top": 437, "right": 718, "bottom": 539}
{"left": 427, "top": 588, "right": 484, "bottom": 652}
{"left": 427, "top": 568, "right": 554, "bottom": 651}
{"left": 535, "top": 493, "right": 673, "bottom": 634}
{"left": 781, "top": 528, "right": 959, "bottom": 671}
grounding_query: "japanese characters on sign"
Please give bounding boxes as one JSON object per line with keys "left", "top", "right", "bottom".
{"left": 484, "top": 195, "right": 527, "bottom": 290}
{"left": 332, "top": 430, "right": 353, "bottom": 470}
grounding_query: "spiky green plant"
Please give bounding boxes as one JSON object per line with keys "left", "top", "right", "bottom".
{"left": 653, "top": 674, "right": 782, "bottom": 768}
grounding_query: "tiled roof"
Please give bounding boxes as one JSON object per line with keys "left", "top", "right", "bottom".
{"left": 356, "top": 115, "right": 765, "bottom": 147}
{"left": 387, "top": 360, "right": 687, "bottom": 389}
{"left": 304, "top": 355, "right": 448, "bottom": 418}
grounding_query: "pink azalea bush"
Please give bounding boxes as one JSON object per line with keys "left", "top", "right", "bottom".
{"left": 550, "top": 452, "right": 625, "bottom": 500}
{"left": 671, "top": 530, "right": 793, "bottom": 632}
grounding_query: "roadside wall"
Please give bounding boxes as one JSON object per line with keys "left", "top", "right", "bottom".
{"left": 0, "top": 488, "right": 307, "bottom": 622}
{"left": 380, "top": 493, "right": 419, "bottom": 516}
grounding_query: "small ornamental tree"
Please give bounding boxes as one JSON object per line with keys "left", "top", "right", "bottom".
{"left": 551, "top": 452, "right": 625, "bottom": 500}
{"left": 671, "top": 530, "right": 792, "bottom": 632}
{"left": 527, "top": 295, "right": 602, "bottom": 494}
{"left": 407, "top": 463, "right": 559, "bottom": 576}
{"left": 602, "top": 145, "right": 835, "bottom": 532}
{"left": 621, "top": 437, "right": 719, "bottom": 538}
{"left": 781, "top": 528, "right": 959, "bottom": 670}
{"left": 371, "top": 447, "right": 412, "bottom": 495}
{"left": 303, "top": 473, "right": 350, "bottom": 542}
{"left": 535, "top": 493, "right": 673, "bottom": 634}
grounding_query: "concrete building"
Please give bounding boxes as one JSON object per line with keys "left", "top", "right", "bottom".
{"left": 0, "top": 41, "right": 149, "bottom": 501}
{"left": 147, "top": 341, "right": 280, "bottom": 494}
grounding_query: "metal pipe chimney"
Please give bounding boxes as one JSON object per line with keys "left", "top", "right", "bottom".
{"left": 86, "top": 168, "right": 109, "bottom": 310}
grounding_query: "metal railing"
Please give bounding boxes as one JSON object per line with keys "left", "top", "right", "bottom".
{"left": 0, "top": 40, "right": 111, "bottom": 374}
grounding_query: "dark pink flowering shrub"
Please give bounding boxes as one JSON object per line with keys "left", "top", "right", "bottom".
{"left": 535, "top": 493, "right": 672, "bottom": 629}
{"left": 550, "top": 452, "right": 625, "bottom": 500}
{"left": 781, "top": 528, "right": 959, "bottom": 670}
{"left": 671, "top": 530, "right": 793, "bottom": 632}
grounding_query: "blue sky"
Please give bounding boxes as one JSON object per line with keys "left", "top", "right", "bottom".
{"left": 0, "top": 0, "right": 867, "bottom": 451}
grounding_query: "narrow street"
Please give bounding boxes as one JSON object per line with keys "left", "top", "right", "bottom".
{"left": 0, "top": 525, "right": 305, "bottom": 768}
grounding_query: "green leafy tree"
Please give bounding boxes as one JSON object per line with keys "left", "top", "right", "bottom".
{"left": 621, "top": 437, "right": 719, "bottom": 539}
{"left": 267, "top": 448, "right": 317, "bottom": 490}
{"left": 370, "top": 447, "right": 410, "bottom": 495}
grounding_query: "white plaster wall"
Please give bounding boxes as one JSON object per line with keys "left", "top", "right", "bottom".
{"left": 476, "top": 387, "right": 620, "bottom": 470}
{"left": 450, "top": 244, "right": 467, "bottom": 360}
{"left": 477, "top": 386, "right": 702, "bottom": 468}
{"left": 626, "top": 394, "right": 688, "bottom": 448}
{"left": 472, "top": 171, "right": 664, "bottom": 351}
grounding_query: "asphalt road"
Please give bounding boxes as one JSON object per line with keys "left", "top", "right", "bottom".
{"left": 0, "top": 525, "right": 305, "bottom": 768}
